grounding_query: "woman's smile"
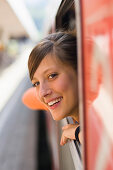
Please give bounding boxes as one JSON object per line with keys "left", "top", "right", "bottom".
{"left": 47, "top": 97, "right": 63, "bottom": 109}
{"left": 32, "top": 54, "right": 78, "bottom": 121}
{"left": 47, "top": 96, "right": 63, "bottom": 106}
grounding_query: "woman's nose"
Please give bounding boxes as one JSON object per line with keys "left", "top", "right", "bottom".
{"left": 38, "top": 83, "right": 52, "bottom": 99}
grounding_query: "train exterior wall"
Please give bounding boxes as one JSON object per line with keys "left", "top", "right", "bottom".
{"left": 81, "top": 0, "right": 113, "bottom": 169}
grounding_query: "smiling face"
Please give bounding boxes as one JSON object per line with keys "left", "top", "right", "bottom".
{"left": 32, "top": 54, "right": 78, "bottom": 121}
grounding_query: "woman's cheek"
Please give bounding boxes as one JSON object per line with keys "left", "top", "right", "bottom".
{"left": 54, "top": 77, "right": 70, "bottom": 92}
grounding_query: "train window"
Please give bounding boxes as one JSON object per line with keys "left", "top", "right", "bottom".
{"left": 59, "top": 117, "right": 83, "bottom": 169}
{"left": 54, "top": 0, "right": 83, "bottom": 169}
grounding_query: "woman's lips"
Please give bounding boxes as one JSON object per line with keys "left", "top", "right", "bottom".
{"left": 47, "top": 97, "right": 63, "bottom": 110}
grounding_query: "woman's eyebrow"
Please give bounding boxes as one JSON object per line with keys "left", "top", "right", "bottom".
{"left": 43, "top": 67, "right": 57, "bottom": 74}
{"left": 32, "top": 67, "right": 57, "bottom": 81}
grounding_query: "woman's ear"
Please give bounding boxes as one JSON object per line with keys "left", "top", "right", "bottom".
{"left": 22, "top": 87, "right": 48, "bottom": 110}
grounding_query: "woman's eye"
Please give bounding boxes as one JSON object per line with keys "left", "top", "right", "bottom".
{"left": 32, "top": 81, "right": 40, "bottom": 87}
{"left": 48, "top": 73, "right": 58, "bottom": 79}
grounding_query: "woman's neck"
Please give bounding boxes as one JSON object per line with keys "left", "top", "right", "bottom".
{"left": 71, "top": 106, "right": 79, "bottom": 123}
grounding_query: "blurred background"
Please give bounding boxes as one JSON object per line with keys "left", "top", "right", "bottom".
{"left": 0, "top": 0, "right": 61, "bottom": 170}
{"left": 0, "top": 0, "right": 61, "bottom": 112}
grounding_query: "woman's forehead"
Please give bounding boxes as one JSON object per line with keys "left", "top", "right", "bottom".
{"left": 39, "top": 54, "right": 63, "bottom": 67}
{"left": 35, "top": 54, "right": 63, "bottom": 72}
{"left": 32, "top": 54, "right": 74, "bottom": 80}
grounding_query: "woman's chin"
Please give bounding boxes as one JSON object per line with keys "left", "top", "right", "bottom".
{"left": 51, "top": 112, "right": 65, "bottom": 121}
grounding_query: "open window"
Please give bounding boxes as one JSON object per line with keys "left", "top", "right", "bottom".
{"left": 53, "top": 0, "right": 83, "bottom": 169}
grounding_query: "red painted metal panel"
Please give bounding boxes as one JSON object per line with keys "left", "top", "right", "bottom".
{"left": 81, "top": 0, "right": 113, "bottom": 169}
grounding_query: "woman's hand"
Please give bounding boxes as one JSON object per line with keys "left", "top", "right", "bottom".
{"left": 60, "top": 124, "right": 79, "bottom": 146}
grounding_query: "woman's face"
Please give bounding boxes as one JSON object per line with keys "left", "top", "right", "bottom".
{"left": 32, "top": 54, "right": 78, "bottom": 121}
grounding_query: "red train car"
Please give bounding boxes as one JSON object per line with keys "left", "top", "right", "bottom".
{"left": 80, "top": 0, "right": 113, "bottom": 169}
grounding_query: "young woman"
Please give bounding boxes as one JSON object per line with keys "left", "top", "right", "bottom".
{"left": 28, "top": 32, "right": 81, "bottom": 145}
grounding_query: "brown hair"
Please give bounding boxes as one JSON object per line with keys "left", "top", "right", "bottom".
{"left": 28, "top": 32, "right": 77, "bottom": 80}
